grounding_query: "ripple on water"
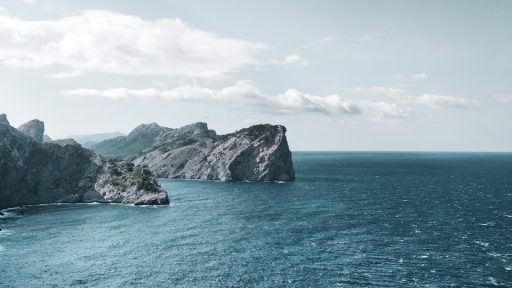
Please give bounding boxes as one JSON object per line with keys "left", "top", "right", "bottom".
{"left": 0, "top": 152, "right": 511, "bottom": 287}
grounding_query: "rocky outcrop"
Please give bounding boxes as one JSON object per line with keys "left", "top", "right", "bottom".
{"left": 17, "top": 119, "right": 45, "bottom": 142}
{"left": 92, "top": 122, "right": 295, "bottom": 182}
{"left": 0, "top": 114, "right": 8, "bottom": 125}
{"left": 0, "top": 115, "right": 168, "bottom": 210}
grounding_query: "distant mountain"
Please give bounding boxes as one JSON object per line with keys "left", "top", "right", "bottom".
{"left": 91, "top": 122, "right": 295, "bottom": 182}
{"left": 67, "top": 132, "right": 125, "bottom": 148}
{"left": 0, "top": 114, "right": 168, "bottom": 209}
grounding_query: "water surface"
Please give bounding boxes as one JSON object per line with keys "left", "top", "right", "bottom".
{"left": 1, "top": 152, "right": 511, "bottom": 287}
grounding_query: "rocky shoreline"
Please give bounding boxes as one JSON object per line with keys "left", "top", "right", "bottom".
{"left": 0, "top": 114, "right": 295, "bottom": 210}
{"left": 0, "top": 114, "right": 169, "bottom": 210}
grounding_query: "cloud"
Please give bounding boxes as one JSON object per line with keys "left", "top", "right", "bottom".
{"left": 351, "top": 86, "right": 407, "bottom": 97}
{"left": 273, "top": 54, "right": 308, "bottom": 65}
{"left": 46, "top": 69, "right": 83, "bottom": 79}
{"left": 416, "top": 94, "right": 479, "bottom": 108}
{"left": 64, "top": 81, "right": 363, "bottom": 116}
{"left": 495, "top": 93, "right": 512, "bottom": 104}
{"left": 359, "top": 101, "right": 410, "bottom": 118}
{"left": 275, "top": 89, "right": 360, "bottom": 114}
{"left": 394, "top": 73, "right": 428, "bottom": 81}
{"left": 67, "top": 82, "right": 484, "bottom": 119}
{"left": 64, "top": 81, "right": 420, "bottom": 119}
{"left": 302, "top": 36, "right": 336, "bottom": 49}
{"left": 0, "top": 10, "right": 267, "bottom": 79}
{"left": 0, "top": 6, "right": 5, "bottom": 13}
{"left": 356, "top": 33, "right": 384, "bottom": 44}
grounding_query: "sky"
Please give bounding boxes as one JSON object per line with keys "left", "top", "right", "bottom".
{"left": 0, "top": 0, "right": 511, "bottom": 151}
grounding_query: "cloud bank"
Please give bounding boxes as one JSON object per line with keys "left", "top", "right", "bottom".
{"left": 65, "top": 82, "right": 481, "bottom": 118}
{"left": 0, "top": 10, "right": 267, "bottom": 79}
{"left": 66, "top": 81, "right": 423, "bottom": 117}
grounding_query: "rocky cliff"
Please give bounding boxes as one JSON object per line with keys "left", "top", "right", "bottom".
{"left": 92, "top": 122, "right": 295, "bottom": 182}
{"left": 0, "top": 115, "right": 169, "bottom": 209}
{"left": 17, "top": 119, "right": 44, "bottom": 142}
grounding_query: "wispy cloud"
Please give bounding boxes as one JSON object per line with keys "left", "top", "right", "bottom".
{"left": 351, "top": 86, "right": 407, "bottom": 97}
{"left": 416, "top": 94, "right": 479, "bottom": 109}
{"left": 394, "top": 73, "right": 428, "bottom": 81}
{"left": 495, "top": 93, "right": 512, "bottom": 104}
{"left": 356, "top": 33, "right": 384, "bottom": 44}
{"left": 302, "top": 35, "right": 336, "bottom": 49}
{"left": 64, "top": 80, "right": 422, "bottom": 119}
{"left": 273, "top": 54, "right": 308, "bottom": 66}
{"left": 359, "top": 101, "right": 410, "bottom": 118}
{"left": 0, "top": 10, "right": 267, "bottom": 79}
{"left": 275, "top": 89, "right": 359, "bottom": 114}
{"left": 46, "top": 69, "right": 83, "bottom": 79}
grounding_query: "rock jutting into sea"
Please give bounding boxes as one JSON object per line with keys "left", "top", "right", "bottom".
{"left": 91, "top": 122, "right": 295, "bottom": 182}
{"left": 0, "top": 114, "right": 169, "bottom": 210}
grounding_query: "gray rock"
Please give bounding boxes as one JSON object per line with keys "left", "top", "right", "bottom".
{"left": 43, "top": 134, "right": 52, "bottom": 142}
{"left": 17, "top": 119, "right": 44, "bottom": 142}
{"left": 0, "top": 114, "right": 169, "bottom": 209}
{"left": 93, "top": 122, "right": 295, "bottom": 182}
{"left": 0, "top": 114, "right": 9, "bottom": 125}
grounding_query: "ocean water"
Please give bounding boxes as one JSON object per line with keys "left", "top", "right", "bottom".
{"left": 1, "top": 152, "right": 512, "bottom": 287}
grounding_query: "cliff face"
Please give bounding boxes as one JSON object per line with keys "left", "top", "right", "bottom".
{"left": 0, "top": 115, "right": 168, "bottom": 209}
{"left": 92, "top": 122, "right": 295, "bottom": 182}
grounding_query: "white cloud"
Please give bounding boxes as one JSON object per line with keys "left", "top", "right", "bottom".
{"left": 273, "top": 54, "right": 308, "bottom": 65}
{"left": 356, "top": 33, "right": 384, "bottom": 44}
{"left": 351, "top": 86, "right": 407, "bottom": 97}
{"left": 394, "top": 73, "right": 428, "bottom": 81}
{"left": 65, "top": 82, "right": 481, "bottom": 119}
{"left": 359, "top": 101, "right": 410, "bottom": 118}
{"left": 64, "top": 81, "right": 362, "bottom": 116}
{"left": 64, "top": 81, "right": 421, "bottom": 119}
{"left": 302, "top": 35, "right": 336, "bottom": 49}
{"left": 495, "top": 93, "right": 512, "bottom": 104}
{"left": 46, "top": 69, "right": 83, "bottom": 79}
{"left": 19, "top": 0, "right": 36, "bottom": 4}
{"left": 275, "top": 89, "right": 359, "bottom": 114}
{"left": 0, "top": 6, "right": 5, "bottom": 13}
{"left": 0, "top": 10, "right": 267, "bottom": 79}
{"left": 416, "top": 94, "right": 479, "bottom": 109}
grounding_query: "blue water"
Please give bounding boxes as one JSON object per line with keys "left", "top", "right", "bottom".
{"left": 1, "top": 152, "right": 512, "bottom": 287}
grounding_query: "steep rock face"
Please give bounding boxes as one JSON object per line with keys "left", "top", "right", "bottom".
{"left": 17, "top": 119, "right": 44, "bottom": 142}
{"left": 93, "top": 122, "right": 295, "bottom": 182}
{"left": 0, "top": 115, "right": 168, "bottom": 209}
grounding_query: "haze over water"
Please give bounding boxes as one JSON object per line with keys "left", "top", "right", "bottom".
{"left": 1, "top": 152, "right": 511, "bottom": 287}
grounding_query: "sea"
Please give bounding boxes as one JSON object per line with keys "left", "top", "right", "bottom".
{"left": 1, "top": 152, "right": 511, "bottom": 287}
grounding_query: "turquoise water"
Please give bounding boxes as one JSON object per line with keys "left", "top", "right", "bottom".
{"left": 1, "top": 152, "right": 512, "bottom": 287}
